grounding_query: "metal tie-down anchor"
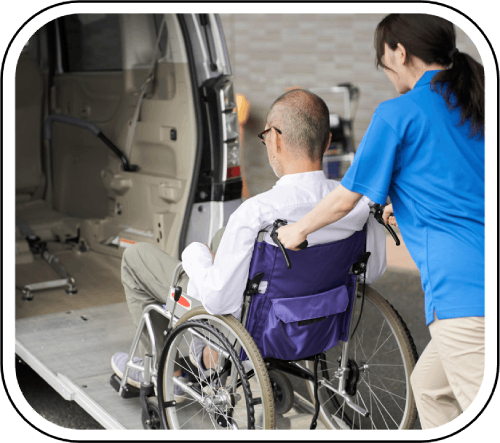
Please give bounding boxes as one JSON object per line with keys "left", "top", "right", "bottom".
{"left": 19, "top": 232, "right": 78, "bottom": 301}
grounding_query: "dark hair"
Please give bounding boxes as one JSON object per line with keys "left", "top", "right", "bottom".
{"left": 267, "top": 89, "right": 330, "bottom": 162}
{"left": 375, "top": 14, "right": 484, "bottom": 137}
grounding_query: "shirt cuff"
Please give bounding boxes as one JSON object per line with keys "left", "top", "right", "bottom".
{"left": 181, "top": 243, "right": 214, "bottom": 277}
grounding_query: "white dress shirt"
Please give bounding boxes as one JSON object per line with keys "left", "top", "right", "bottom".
{"left": 182, "top": 171, "right": 387, "bottom": 318}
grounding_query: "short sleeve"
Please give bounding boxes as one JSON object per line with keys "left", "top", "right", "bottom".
{"left": 341, "top": 113, "right": 401, "bottom": 204}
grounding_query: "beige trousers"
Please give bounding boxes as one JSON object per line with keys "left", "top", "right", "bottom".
{"left": 121, "top": 229, "right": 225, "bottom": 359}
{"left": 410, "top": 313, "right": 485, "bottom": 429}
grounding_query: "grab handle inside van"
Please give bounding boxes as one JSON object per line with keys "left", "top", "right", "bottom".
{"left": 44, "top": 114, "right": 139, "bottom": 172}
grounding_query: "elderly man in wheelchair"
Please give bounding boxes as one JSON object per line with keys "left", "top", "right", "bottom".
{"left": 110, "top": 89, "right": 418, "bottom": 430}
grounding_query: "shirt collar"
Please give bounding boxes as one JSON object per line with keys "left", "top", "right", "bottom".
{"left": 275, "top": 170, "right": 327, "bottom": 187}
{"left": 414, "top": 70, "right": 442, "bottom": 88}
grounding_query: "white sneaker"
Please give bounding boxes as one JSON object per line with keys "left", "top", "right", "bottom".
{"left": 111, "top": 352, "right": 143, "bottom": 388}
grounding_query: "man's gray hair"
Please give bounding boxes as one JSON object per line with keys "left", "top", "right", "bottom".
{"left": 267, "top": 89, "right": 330, "bottom": 162}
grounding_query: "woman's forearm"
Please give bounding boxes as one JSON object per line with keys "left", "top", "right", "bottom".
{"left": 298, "top": 185, "right": 361, "bottom": 235}
{"left": 278, "top": 184, "right": 363, "bottom": 249}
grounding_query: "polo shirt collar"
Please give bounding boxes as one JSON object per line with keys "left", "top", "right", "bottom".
{"left": 275, "top": 170, "right": 327, "bottom": 187}
{"left": 414, "top": 69, "right": 442, "bottom": 88}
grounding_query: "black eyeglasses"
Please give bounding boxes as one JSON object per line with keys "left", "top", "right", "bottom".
{"left": 258, "top": 126, "right": 282, "bottom": 145}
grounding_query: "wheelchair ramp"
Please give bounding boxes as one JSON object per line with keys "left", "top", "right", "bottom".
{"left": 16, "top": 302, "right": 324, "bottom": 430}
{"left": 16, "top": 302, "right": 143, "bottom": 429}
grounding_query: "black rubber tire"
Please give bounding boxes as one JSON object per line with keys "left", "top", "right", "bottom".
{"left": 269, "top": 370, "right": 294, "bottom": 415}
{"left": 142, "top": 396, "right": 162, "bottom": 430}
{"left": 167, "top": 307, "right": 276, "bottom": 429}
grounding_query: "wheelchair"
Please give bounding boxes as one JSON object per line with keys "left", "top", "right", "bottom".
{"left": 112, "top": 209, "right": 418, "bottom": 430}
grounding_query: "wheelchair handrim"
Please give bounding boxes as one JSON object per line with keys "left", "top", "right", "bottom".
{"left": 158, "top": 309, "right": 275, "bottom": 429}
{"left": 190, "top": 315, "right": 275, "bottom": 429}
{"left": 159, "top": 320, "right": 254, "bottom": 429}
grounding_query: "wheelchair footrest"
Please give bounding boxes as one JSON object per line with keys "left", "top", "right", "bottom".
{"left": 110, "top": 373, "right": 141, "bottom": 398}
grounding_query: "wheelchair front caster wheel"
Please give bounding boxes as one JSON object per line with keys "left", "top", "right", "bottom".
{"left": 142, "top": 397, "right": 162, "bottom": 430}
{"left": 269, "top": 371, "right": 294, "bottom": 415}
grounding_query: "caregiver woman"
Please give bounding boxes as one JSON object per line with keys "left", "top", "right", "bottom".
{"left": 278, "top": 14, "right": 484, "bottom": 429}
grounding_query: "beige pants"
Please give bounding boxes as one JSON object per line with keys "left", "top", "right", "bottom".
{"left": 410, "top": 313, "right": 484, "bottom": 429}
{"left": 121, "top": 229, "right": 225, "bottom": 359}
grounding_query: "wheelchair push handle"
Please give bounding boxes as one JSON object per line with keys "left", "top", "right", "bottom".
{"left": 372, "top": 204, "right": 400, "bottom": 246}
{"left": 270, "top": 219, "right": 308, "bottom": 269}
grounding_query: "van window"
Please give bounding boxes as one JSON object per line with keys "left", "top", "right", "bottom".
{"left": 61, "top": 14, "right": 122, "bottom": 72}
{"left": 60, "top": 13, "right": 167, "bottom": 72}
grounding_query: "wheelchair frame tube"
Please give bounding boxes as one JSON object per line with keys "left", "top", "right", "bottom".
{"left": 119, "top": 303, "right": 167, "bottom": 395}
{"left": 266, "top": 360, "right": 315, "bottom": 382}
{"left": 162, "top": 307, "right": 231, "bottom": 360}
{"left": 170, "top": 263, "right": 185, "bottom": 288}
{"left": 118, "top": 303, "right": 233, "bottom": 396}
{"left": 335, "top": 280, "right": 369, "bottom": 417}
{"left": 172, "top": 376, "right": 203, "bottom": 403}
{"left": 338, "top": 282, "right": 358, "bottom": 392}
{"left": 319, "top": 378, "right": 369, "bottom": 417}
{"left": 168, "top": 262, "right": 234, "bottom": 361}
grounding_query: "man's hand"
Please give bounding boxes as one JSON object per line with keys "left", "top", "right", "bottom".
{"left": 277, "top": 223, "right": 307, "bottom": 251}
{"left": 382, "top": 204, "right": 398, "bottom": 227}
{"left": 204, "top": 244, "right": 215, "bottom": 261}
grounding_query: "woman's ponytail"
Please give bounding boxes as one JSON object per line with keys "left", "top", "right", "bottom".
{"left": 431, "top": 50, "right": 484, "bottom": 138}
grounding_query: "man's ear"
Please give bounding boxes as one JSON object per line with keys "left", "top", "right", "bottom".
{"left": 324, "top": 132, "right": 332, "bottom": 154}
{"left": 274, "top": 129, "right": 283, "bottom": 153}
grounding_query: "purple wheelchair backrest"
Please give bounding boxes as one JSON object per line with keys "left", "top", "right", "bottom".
{"left": 244, "top": 228, "right": 366, "bottom": 361}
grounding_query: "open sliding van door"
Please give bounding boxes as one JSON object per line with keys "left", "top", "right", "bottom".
{"left": 178, "top": 14, "right": 243, "bottom": 255}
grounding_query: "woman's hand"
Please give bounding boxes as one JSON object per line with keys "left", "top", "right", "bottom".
{"left": 277, "top": 223, "right": 307, "bottom": 251}
{"left": 382, "top": 204, "right": 398, "bottom": 227}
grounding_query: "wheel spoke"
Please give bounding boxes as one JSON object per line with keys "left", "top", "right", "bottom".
{"left": 366, "top": 333, "right": 395, "bottom": 364}
{"left": 360, "top": 378, "right": 400, "bottom": 427}
{"left": 304, "top": 289, "right": 417, "bottom": 430}
{"left": 178, "top": 404, "right": 208, "bottom": 429}
{"left": 160, "top": 315, "right": 272, "bottom": 430}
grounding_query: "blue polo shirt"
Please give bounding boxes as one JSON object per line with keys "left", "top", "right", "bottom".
{"left": 342, "top": 70, "right": 484, "bottom": 325}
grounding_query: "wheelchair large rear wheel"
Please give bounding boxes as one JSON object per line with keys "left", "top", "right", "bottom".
{"left": 157, "top": 307, "right": 275, "bottom": 430}
{"left": 305, "top": 286, "right": 418, "bottom": 429}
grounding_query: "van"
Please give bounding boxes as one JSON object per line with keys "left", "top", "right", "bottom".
{"left": 15, "top": 13, "right": 243, "bottom": 430}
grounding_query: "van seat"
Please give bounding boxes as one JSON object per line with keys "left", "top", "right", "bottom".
{"left": 15, "top": 57, "right": 81, "bottom": 245}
